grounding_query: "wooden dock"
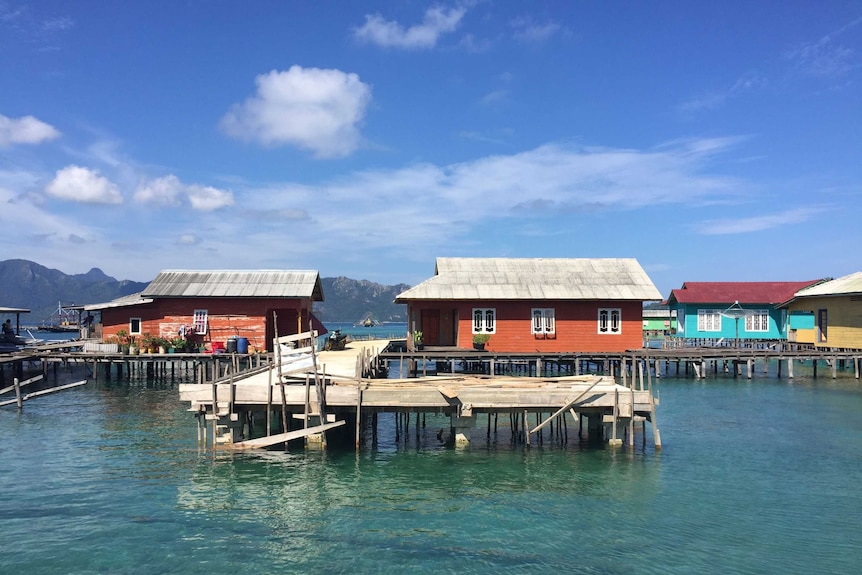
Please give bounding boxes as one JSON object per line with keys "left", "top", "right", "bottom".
{"left": 178, "top": 334, "right": 661, "bottom": 450}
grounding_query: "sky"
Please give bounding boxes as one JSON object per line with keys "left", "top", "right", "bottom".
{"left": 1, "top": 1, "right": 860, "bottom": 299}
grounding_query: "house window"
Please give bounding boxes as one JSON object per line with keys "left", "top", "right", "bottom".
{"left": 129, "top": 318, "right": 141, "bottom": 335}
{"left": 697, "top": 309, "right": 722, "bottom": 332}
{"left": 531, "top": 308, "right": 555, "bottom": 335}
{"left": 745, "top": 310, "right": 769, "bottom": 332}
{"left": 818, "top": 309, "right": 827, "bottom": 342}
{"left": 598, "top": 308, "right": 621, "bottom": 334}
{"left": 473, "top": 308, "right": 496, "bottom": 334}
{"left": 193, "top": 309, "right": 209, "bottom": 335}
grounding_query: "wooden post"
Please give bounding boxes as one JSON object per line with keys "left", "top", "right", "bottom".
{"left": 210, "top": 378, "right": 218, "bottom": 443}
{"left": 788, "top": 357, "right": 794, "bottom": 379}
{"left": 628, "top": 386, "right": 635, "bottom": 447}
{"left": 638, "top": 360, "right": 644, "bottom": 391}
{"left": 266, "top": 362, "right": 273, "bottom": 436}
{"left": 832, "top": 357, "right": 837, "bottom": 379}
{"left": 747, "top": 359, "right": 753, "bottom": 379}
{"left": 14, "top": 377, "right": 22, "bottom": 410}
{"left": 355, "top": 379, "right": 362, "bottom": 450}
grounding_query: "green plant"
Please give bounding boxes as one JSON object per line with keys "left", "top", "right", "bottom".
{"left": 115, "top": 329, "right": 129, "bottom": 345}
{"left": 472, "top": 333, "right": 490, "bottom": 344}
{"left": 412, "top": 330, "right": 423, "bottom": 343}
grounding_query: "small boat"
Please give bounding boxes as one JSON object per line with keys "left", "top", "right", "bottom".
{"left": 355, "top": 315, "right": 379, "bottom": 328}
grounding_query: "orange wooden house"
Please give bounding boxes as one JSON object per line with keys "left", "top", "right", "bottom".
{"left": 395, "top": 258, "right": 662, "bottom": 353}
{"left": 88, "top": 270, "right": 324, "bottom": 352}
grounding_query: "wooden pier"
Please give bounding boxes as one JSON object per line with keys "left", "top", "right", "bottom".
{"left": 178, "top": 335, "right": 662, "bottom": 451}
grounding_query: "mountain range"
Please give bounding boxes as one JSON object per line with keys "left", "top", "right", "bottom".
{"left": 0, "top": 259, "right": 409, "bottom": 325}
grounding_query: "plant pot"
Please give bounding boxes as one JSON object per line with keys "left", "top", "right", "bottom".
{"left": 473, "top": 343, "right": 485, "bottom": 350}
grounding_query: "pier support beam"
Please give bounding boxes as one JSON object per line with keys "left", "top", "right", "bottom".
{"left": 450, "top": 412, "right": 477, "bottom": 447}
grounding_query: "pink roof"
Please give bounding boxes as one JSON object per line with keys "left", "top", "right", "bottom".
{"left": 668, "top": 281, "right": 822, "bottom": 305}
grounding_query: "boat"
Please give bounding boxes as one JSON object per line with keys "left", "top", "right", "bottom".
{"left": 355, "top": 315, "right": 379, "bottom": 328}
{"left": 38, "top": 302, "right": 82, "bottom": 333}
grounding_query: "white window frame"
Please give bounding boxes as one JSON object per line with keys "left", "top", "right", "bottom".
{"left": 745, "top": 309, "right": 769, "bottom": 333}
{"left": 531, "top": 308, "right": 555, "bottom": 335}
{"left": 598, "top": 308, "right": 621, "bottom": 334}
{"left": 472, "top": 308, "right": 496, "bottom": 334}
{"left": 697, "top": 309, "right": 722, "bottom": 332}
{"left": 129, "top": 318, "right": 142, "bottom": 335}
{"left": 193, "top": 309, "right": 209, "bottom": 335}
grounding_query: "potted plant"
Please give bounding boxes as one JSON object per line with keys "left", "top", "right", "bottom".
{"left": 473, "top": 333, "right": 490, "bottom": 350}
{"left": 128, "top": 335, "right": 138, "bottom": 355}
{"left": 412, "top": 330, "right": 424, "bottom": 351}
{"left": 140, "top": 333, "right": 157, "bottom": 354}
{"left": 168, "top": 336, "right": 184, "bottom": 353}
{"left": 115, "top": 329, "right": 130, "bottom": 354}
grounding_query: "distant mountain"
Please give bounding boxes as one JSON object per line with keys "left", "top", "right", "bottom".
{"left": 315, "top": 276, "right": 410, "bottom": 323}
{"left": 0, "top": 260, "right": 411, "bottom": 325}
{"left": 0, "top": 259, "right": 149, "bottom": 324}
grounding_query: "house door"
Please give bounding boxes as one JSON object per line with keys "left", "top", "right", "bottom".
{"left": 421, "top": 309, "right": 440, "bottom": 345}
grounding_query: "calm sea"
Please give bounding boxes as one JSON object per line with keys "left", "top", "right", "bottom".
{"left": 2, "top": 350, "right": 861, "bottom": 573}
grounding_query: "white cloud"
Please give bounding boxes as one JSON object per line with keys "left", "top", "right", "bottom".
{"left": 698, "top": 207, "right": 829, "bottom": 235}
{"left": 354, "top": 6, "right": 465, "bottom": 49}
{"left": 133, "top": 174, "right": 183, "bottom": 206}
{"left": 678, "top": 73, "right": 766, "bottom": 114}
{"left": 220, "top": 66, "right": 372, "bottom": 158}
{"left": 45, "top": 165, "right": 122, "bottom": 204}
{"left": 480, "top": 89, "right": 509, "bottom": 105}
{"left": 511, "top": 16, "right": 560, "bottom": 44}
{"left": 186, "top": 184, "right": 235, "bottom": 211}
{"left": 0, "top": 113, "right": 61, "bottom": 146}
{"left": 239, "top": 138, "right": 745, "bottom": 252}
{"left": 784, "top": 17, "right": 862, "bottom": 79}
{"left": 134, "top": 174, "right": 234, "bottom": 211}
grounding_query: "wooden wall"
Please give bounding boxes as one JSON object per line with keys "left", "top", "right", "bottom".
{"left": 409, "top": 300, "right": 645, "bottom": 353}
{"left": 786, "top": 296, "right": 862, "bottom": 349}
{"left": 100, "top": 297, "right": 312, "bottom": 352}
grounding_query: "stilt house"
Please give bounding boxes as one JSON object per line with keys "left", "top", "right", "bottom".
{"left": 89, "top": 270, "right": 324, "bottom": 352}
{"left": 395, "top": 257, "right": 662, "bottom": 353}
{"left": 779, "top": 271, "right": 862, "bottom": 349}
{"left": 665, "top": 280, "right": 822, "bottom": 343}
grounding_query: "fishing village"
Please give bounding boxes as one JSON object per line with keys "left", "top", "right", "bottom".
{"left": 3, "top": 259, "right": 862, "bottom": 453}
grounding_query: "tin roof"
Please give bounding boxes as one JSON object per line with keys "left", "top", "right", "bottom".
{"left": 667, "top": 281, "right": 822, "bottom": 306}
{"left": 0, "top": 307, "right": 30, "bottom": 313}
{"left": 395, "top": 258, "right": 661, "bottom": 302}
{"left": 791, "top": 271, "right": 862, "bottom": 298}
{"left": 84, "top": 292, "right": 154, "bottom": 311}
{"left": 141, "top": 270, "right": 324, "bottom": 301}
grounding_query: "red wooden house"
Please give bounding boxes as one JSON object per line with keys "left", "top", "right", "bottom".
{"left": 395, "top": 258, "right": 662, "bottom": 353}
{"left": 89, "top": 270, "right": 324, "bottom": 352}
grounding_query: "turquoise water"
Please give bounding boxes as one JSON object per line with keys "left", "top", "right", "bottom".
{"left": 325, "top": 321, "right": 408, "bottom": 341}
{"left": 2, "top": 365, "right": 862, "bottom": 573}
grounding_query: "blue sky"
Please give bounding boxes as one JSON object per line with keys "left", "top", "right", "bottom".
{"left": 1, "top": 1, "right": 860, "bottom": 298}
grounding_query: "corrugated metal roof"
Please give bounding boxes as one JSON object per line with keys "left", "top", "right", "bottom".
{"left": 0, "top": 306, "right": 30, "bottom": 313}
{"left": 792, "top": 271, "right": 862, "bottom": 297}
{"left": 667, "top": 281, "right": 822, "bottom": 305}
{"left": 84, "top": 292, "right": 154, "bottom": 311}
{"left": 396, "top": 258, "right": 661, "bottom": 302}
{"left": 141, "top": 270, "right": 324, "bottom": 301}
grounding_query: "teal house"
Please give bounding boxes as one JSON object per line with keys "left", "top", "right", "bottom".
{"left": 665, "top": 281, "right": 822, "bottom": 343}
